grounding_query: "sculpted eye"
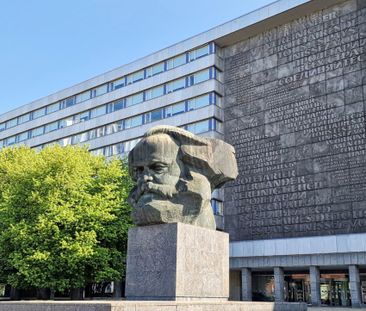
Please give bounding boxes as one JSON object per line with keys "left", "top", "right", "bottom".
{"left": 150, "top": 163, "right": 167, "bottom": 173}
{"left": 133, "top": 166, "right": 144, "bottom": 176}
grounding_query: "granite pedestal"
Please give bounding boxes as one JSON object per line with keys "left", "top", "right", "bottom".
{"left": 125, "top": 222, "right": 229, "bottom": 301}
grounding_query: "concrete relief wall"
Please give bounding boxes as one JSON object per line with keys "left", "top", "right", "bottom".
{"left": 223, "top": 0, "right": 366, "bottom": 241}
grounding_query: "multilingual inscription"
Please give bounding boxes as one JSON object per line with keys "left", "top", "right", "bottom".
{"left": 223, "top": 0, "right": 366, "bottom": 240}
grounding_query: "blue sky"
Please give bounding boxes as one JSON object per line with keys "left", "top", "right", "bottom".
{"left": 0, "top": 0, "right": 275, "bottom": 115}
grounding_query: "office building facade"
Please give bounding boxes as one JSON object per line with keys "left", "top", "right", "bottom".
{"left": 0, "top": 0, "right": 365, "bottom": 307}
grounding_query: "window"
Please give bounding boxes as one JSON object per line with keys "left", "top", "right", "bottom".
{"left": 91, "top": 148, "right": 104, "bottom": 156}
{"left": 165, "top": 102, "right": 185, "bottom": 117}
{"left": 214, "top": 119, "right": 223, "bottom": 133}
{"left": 145, "top": 108, "right": 163, "bottom": 124}
{"left": 75, "top": 91, "right": 91, "bottom": 103}
{"left": 31, "top": 126, "right": 44, "bottom": 138}
{"left": 72, "top": 132, "right": 89, "bottom": 144}
{"left": 166, "top": 77, "right": 185, "bottom": 93}
{"left": 126, "top": 70, "right": 144, "bottom": 84}
{"left": 145, "top": 85, "right": 164, "bottom": 100}
{"left": 0, "top": 123, "right": 5, "bottom": 132}
{"left": 91, "top": 105, "right": 106, "bottom": 118}
{"left": 211, "top": 199, "right": 223, "bottom": 216}
{"left": 0, "top": 140, "right": 3, "bottom": 148}
{"left": 146, "top": 62, "right": 164, "bottom": 77}
{"left": 17, "top": 132, "right": 28, "bottom": 142}
{"left": 125, "top": 93, "right": 143, "bottom": 107}
{"left": 106, "top": 122, "right": 122, "bottom": 135}
{"left": 74, "top": 111, "right": 90, "bottom": 123}
{"left": 125, "top": 115, "right": 142, "bottom": 129}
{"left": 61, "top": 97, "right": 75, "bottom": 109}
{"left": 166, "top": 54, "right": 186, "bottom": 70}
{"left": 112, "top": 77, "right": 125, "bottom": 90}
{"left": 187, "top": 94, "right": 210, "bottom": 111}
{"left": 44, "top": 121, "right": 59, "bottom": 133}
{"left": 32, "top": 107, "right": 46, "bottom": 119}
{"left": 6, "top": 118, "right": 17, "bottom": 129}
{"left": 18, "top": 113, "right": 31, "bottom": 124}
{"left": 111, "top": 143, "right": 124, "bottom": 155}
{"left": 192, "top": 69, "right": 210, "bottom": 85}
{"left": 59, "top": 137, "right": 71, "bottom": 147}
{"left": 59, "top": 117, "right": 74, "bottom": 128}
{"left": 214, "top": 93, "right": 222, "bottom": 107}
{"left": 6, "top": 136, "right": 16, "bottom": 146}
{"left": 108, "top": 100, "right": 124, "bottom": 112}
{"left": 47, "top": 102, "right": 60, "bottom": 113}
{"left": 186, "top": 120, "right": 209, "bottom": 134}
{"left": 89, "top": 127, "right": 105, "bottom": 140}
{"left": 92, "top": 84, "right": 108, "bottom": 97}
{"left": 189, "top": 45, "right": 209, "bottom": 61}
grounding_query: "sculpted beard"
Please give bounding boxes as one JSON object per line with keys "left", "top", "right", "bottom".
{"left": 128, "top": 178, "right": 188, "bottom": 208}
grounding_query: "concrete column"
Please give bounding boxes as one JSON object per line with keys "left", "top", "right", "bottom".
{"left": 349, "top": 265, "right": 362, "bottom": 307}
{"left": 241, "top": 268, "right": 252, "bottom": 301}
{"left": 274, "top": 267, "right": 285, "bottom": 302}
{"left": 309, "top": 266, "right": 321, "bottom": 306}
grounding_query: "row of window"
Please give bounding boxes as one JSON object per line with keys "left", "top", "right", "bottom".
{"left": 0, "top": 43, "right": 216, "bottom": 132}
{"left": 88, "top": 118, "right": 223, "bottom": 158}
{"left": 5, "top": 93, "right": 220, "bottom": 151}
{"left": 0, "top": 68, "right": 221, "bottom": 148}
{"left": 211, "top": 199, "right": 224, "bottom": 216}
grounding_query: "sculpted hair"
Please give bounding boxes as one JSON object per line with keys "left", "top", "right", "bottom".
{"left": 134, "top": 125, "right": 238, "bottom": 189}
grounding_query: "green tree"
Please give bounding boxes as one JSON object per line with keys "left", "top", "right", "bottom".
{"left": 0, "top": 145, "right": 133, "bottom": 295}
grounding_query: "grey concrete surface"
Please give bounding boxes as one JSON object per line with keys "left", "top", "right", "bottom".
{"left": 0, "top": 300, "right": 308, "bottom": 311}
{"left": 125, "top": 222, "right": 229, "bottom": 301}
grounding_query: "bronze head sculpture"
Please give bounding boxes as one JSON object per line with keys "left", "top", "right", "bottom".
{"left": 128, "top": 125, "right": 238, "bottom": 230}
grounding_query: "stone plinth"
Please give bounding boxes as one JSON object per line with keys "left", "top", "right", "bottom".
{"left": 0, "top": 301, "right": 308, "bottom": 311}
{"left": 125, "top": 222, "right": 229, "bottom": 301}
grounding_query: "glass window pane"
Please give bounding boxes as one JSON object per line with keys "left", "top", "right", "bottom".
{"left": 74, "top": 111, "right": 90, "bottom": 123}
{"left": 125, "top": 93, "right": 143, "bottom": 107}
{"left": 75, "top": 91, "right": 91, "bottom": 103}
{"left": 59, "top": 137, "right": 71, "bottom": 147}
{"left": 188, "top": 94, "right": 210, "bottom": 110}
{"left": 112, "top": 77, "right": 125, "bottom": 90}
{"left": 146, "top": 62, "right": 164, "bottom": 77}
{"left": 59, "top": 117, "right": 74, "bottom": 128}
{"left": 17, "top": 132, "right": 28, "bottom": 142}
{"left": 91, "top": 148, "right": 104, "bottom": 156}
{"left": 47, "top": 102, "right": 60, "bottom": 113}
{"left": 166, "top": 77, "right": 185, "bottom": 93}
{"left": 32, "top": 107, "right": 46, "bottom": 119}
{"left": 112, "top": 100, "right": 124, "bottom": 111}
{"left": 6, "top": 136, "right": 16, "bottom": 145}
{"left": 150, "top": 108, "right": 163, "bottom": 122}
{"left": 171, "top": 102, "right": 185, "bottom": 115}
{"left": 91, "top": 105, "right": 106, "bottom": 118}
{"left": 45, "top": 121, "right": 59, "bottom": 133}
{"left": 125, "top": 115, "right": 142, "bottom": 129}
{"left": 0, "top": 123, "right": 6, "bottom": 132}
{"left": 106, "top": 123, "right": 119, "bottom": 135}
{"left": 215, "top": 120, "right": 223, "bottom": 133}
{"left": 189, "top": 45, "right": 209, "bottom": 61}
{"left": 6, "top": 118, "right": 17, "bottom": 129}
{"left": 18, "top": 113, "right": 31, "bottom": 124}
{"left": 166, "top": 54, "right": 186, "bottom": 70}
{"left": 127, "top": 70, "right": 144, "bottom": 84}
{"left": 31, "top": 126, "right": 44, "bottom": 138}
{"left": 93, "top": 84, "right": 108, "bottom": 97}
{"left": 193, "top": 69, "right": 210, "bottom": 84}
{"left": 145, "top": 85, "right": 164, "bottom": 100}
{"left": 60, "top": 97, "right": 75, "bottom": 109}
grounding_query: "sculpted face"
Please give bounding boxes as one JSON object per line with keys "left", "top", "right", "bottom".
{"left": 128, "top": 133, "right": 214, "bottom": 229}
{"left": 129, "top": 134, "right": 181, "bottom": 206}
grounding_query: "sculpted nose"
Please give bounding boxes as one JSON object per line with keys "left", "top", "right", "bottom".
{"left": 143, "top": 174, "right": 153, "bottom": 182}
